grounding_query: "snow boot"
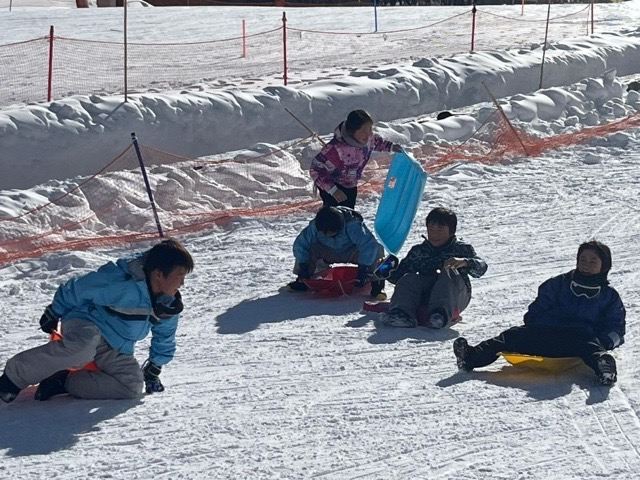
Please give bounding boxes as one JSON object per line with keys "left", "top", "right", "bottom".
{"left": 0, "top": 373, "right": 21, "bottom": 403}
{"left": 595, "top": 354, "right": 617, "bottom": 386}
{"left": 383, "top": 308, "right": 417, "bottom": 328}
{"left": 287, "top": 279, "right": 309, "bottom": 292}
{"left": 453, "top": 337, "right": 473, "bottom": 372}
{"left": 35, "top": 370, "right": 70, "bottom": 401}
{"left": 370, "top": 279, "right": 386, "bottom": 300}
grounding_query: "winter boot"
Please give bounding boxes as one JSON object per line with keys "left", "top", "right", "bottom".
{"left": 453, "top": 337, "right": 473, "bottom": 372}
{"left": 0, "top": 373, "right": 21, "bottom": 403}
{"left": 287, "top": 279, "right": 309, "bottom": 292}
{"left": 383, "top": 308, "right": 417, "bottom": 328}
{"left": 594, "top": 354, "right": 617, "bottom": 386}
{"left": 370, "top": 280, "right": 386, "bottom": 300}
{"left": 35, "top": 370, "right": 70, "bottom": 401}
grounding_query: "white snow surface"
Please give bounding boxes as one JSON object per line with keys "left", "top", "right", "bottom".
{"left": 1, "top": 2, "right": 640, "bottom": 479}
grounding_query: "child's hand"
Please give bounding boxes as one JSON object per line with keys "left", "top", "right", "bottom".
{"left": 333, "top": 189, "right": 348, "bottom": 203}
{"left": 443, "top": 258, "right": 468, "bottom": 272}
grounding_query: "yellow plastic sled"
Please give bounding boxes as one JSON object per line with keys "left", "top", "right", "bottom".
{"left": 500, "top": 352, "right": 582, "bottom": 373}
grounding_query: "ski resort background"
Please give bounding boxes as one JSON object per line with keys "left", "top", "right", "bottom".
{"left": 0, "top": 3, "right": 601, "bottom": 106}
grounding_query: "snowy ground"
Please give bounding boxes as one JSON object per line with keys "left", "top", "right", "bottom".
{"left": 1, "top": 2, "right": 640, "bottom": 479}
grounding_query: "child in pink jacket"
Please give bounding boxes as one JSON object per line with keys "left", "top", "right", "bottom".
{"left": 310, "top": 109, "right": 401, "bottom": 209}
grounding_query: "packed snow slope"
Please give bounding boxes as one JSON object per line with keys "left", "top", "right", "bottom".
{"left": 1, "top": 130, "right": 639, "bottom": 479}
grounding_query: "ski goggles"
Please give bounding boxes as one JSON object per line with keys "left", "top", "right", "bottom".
{"left": 570, "top": 281, "right": 601, "bottom": 299}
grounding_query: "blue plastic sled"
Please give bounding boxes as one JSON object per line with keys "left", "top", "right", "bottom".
{"left": 374, "top": 151, "right": 428, "bottom": 254}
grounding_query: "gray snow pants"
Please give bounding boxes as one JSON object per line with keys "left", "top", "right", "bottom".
{"left": 389, "top": 271, "right": 471, "bottom": 326}
{"left": 4, "top": 318, "right": 144, "bottom": 399}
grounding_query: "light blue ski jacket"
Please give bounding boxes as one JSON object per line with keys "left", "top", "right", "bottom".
{"left": 52, "top": 255, "right": 179, "bottom": 366}
{"left": 293, "top": 208, "right": 382, "bottom": 267}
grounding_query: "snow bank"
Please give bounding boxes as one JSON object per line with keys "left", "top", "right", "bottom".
{"left": 1, "top": 30, "right": 640, "bottom": 189}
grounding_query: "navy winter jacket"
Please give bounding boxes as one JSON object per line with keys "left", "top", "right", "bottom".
{"left": 523, "top": 271, "right": 626, "bottom": 348}
{"left": 387, "top": 236, "right": 487, "bottom": 288}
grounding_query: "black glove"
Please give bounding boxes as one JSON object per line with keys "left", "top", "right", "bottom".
{"left": 39, "top": 305, "right": 59, "bottom": 334}
{"left": 391, "top": 143, "right": 403, "bottom": 153}
{"left": 297, "top": 263, "right": 311, "bottom": 279}
{"left": 142, "top": 360, "right": 164, "bottom": 394}
{"left": 356, "top": 265, "right": 370, "bottom": 288}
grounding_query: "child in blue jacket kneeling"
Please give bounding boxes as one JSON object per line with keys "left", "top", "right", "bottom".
{"left": 0, "top": 239, "right": 194, "bottom": 403}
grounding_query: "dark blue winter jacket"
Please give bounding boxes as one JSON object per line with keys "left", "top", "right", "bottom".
{"left": 387, "top": 236, "right": 487, "bottom": 288}
{"left": 523, "top": 271, "right": 626, "bottom": 349}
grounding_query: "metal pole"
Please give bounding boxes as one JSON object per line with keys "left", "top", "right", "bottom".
{"left": 242, "top": 19, "right": 247, "bottom": 58}
{"left": 539, "top": 2, "right": 551, "bottom": 90}
{"left": 282, "top": 12, "right": 288, "bottom": 86}
{"left": 482, "top": 82, "right": 529, "bottom": 156}
{"left": 374, "top": 0, "right": 378, "bottom": 33}
{"left": 9, "top": 0, "right": 12, "bottom": 12}
{"left": 124, "top": 0, "right": 128, "bottom": 102}
{"left": 590, "top": 0, "right": 594, "bottom": 35}
{"left": 284, "top": 107, "right": 327, "bottom": 146}
{"left": 47, "top": 26, "right": 54, "bottom": 102}
{"left": 470, "top": 3, "right": 477, "bottom": 53}
{"left": 131, "top": 133, "right": 164, "bottom": 239}
{"left": 521, "top": 0, "right": 524, "bottom": 16}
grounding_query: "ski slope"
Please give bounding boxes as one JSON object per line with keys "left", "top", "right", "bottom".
{"left": 1, "top": 2, "right": 640, "bottom": 479}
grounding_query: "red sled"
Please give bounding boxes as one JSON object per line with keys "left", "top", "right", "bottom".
{"left": 363, "top": 300, "right": 391, "bottom": 313}
{"left": 303, "top": 265, "right": 361, "bottom": 297}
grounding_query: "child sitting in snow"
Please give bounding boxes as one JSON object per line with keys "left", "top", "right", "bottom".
{"left": 453, "top": 240, "right": 625, "bottom": 386}
{"left": 310, "top": 109, "right": 402, "bottom": 209}
{"left": 0, "top": 239, "right": 194, "bottom": 403}
{"left": 383, "top": 207, "right": 487, "bottom": 328}
{"left": 288, "top": 206, "right": 386, "bottom": 298}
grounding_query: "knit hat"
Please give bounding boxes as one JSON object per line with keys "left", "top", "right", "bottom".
{"left": 315, "top": 206, "right": 345, "bottom": 234}
{"left": 577, "top": 240, "right": 612, "bottom": 276}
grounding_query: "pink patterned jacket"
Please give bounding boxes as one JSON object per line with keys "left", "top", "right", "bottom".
{"left": 310, "top": 122, "right": 394, "bottom": 194}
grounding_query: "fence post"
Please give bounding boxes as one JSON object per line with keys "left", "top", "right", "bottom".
{"left": 539, "top": 2, "right": 551, "bottom": 90}
{"left": 470, "top": 3, "right": 477, "bottom": 53}
{"left": 373, "top": 0, "right": 378, "bottom": 33}
{"left": 124, "top": 0, "right": 128, "bottom": 103}
{"left": 131, "top": 133, "right": 164, "bottom": 239}
{"left": 590, "top": 0, "right": 594, "bottom": 35}
{"left": 47, "top": 26, "right": 54, "bottom": 102}
{"left": 521, "top": 0, "right": 524, "bottom": 16}
{"left": 282, "top": 12, "right": 288, "bottom": 86}
{"left": 242, "top": 19, "right": 247, "bottom": 58}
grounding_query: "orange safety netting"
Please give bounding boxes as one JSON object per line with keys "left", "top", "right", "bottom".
{"left": 1, "top": 109, "right": 638, "bottom": 266}
{"left": 1, "top": 5, "right": 601, "bottom": 106}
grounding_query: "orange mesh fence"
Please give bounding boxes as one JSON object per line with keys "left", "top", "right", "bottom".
{"left": 285, "top": 10, "right": 473, "bottom": 78}
{"left": 1, "top": 109, "right": 639, "bottom": 266}
{"left": 0, "top": 5, "right": 602, "bottom": 106}
{"left": 474, "top": 5, "right": 591, "bottom": 53}
{"left": 0, "top": 135, "right": 320, "bottom": 264}
{"left": 0, "top": 38, "right": 50, "bottom": 107}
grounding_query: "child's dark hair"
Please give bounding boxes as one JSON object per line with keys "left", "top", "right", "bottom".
{"left": 577, "top": 240, "right": 612, "bottom": 275}
{"left": 315, "top": 206, "right": 345, "bottom": 234}
{"left": 143, "top": 238, "right": 194, "bottom": 276}
{"left": 345, "top": 109, "right": 373, "bottom": 135}
{"left": 426, "top": 207, "right": 457, "bottom": 235}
